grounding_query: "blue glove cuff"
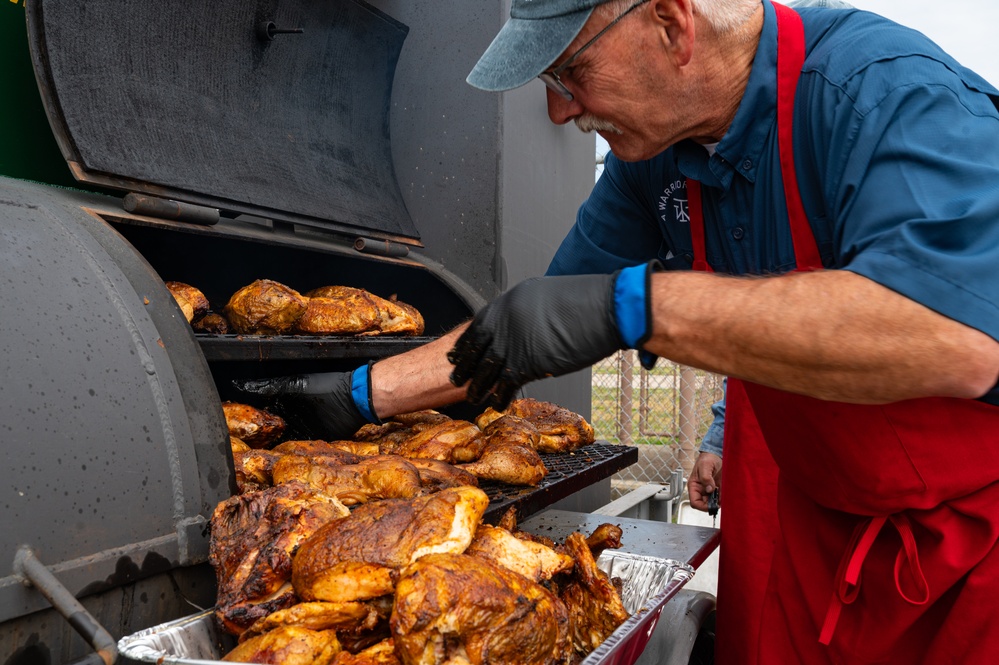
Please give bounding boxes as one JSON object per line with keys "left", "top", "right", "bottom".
{"left": 350, "top": 364, "right": 378, "bottom": 423}
{"left": 614, "top": 263, "right": 652, "bottom": 349}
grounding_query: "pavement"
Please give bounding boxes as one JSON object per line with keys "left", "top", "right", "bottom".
{"left": 677, "top": 500, "right": 720, "bottom": 596}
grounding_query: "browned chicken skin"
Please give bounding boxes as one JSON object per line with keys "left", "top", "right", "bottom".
{"left": 306, "top": 286, "right": 424, "bottom": 336}
{"left": 233, "top": 449, "right": 283, "bottom": 492}
{"left": 224, "top": 279, "right": 309, "bottom": 334}
{"left": 272, "top": 440, "right": 362, "bottom": 465}
{"left": 387, "top": 420, "right": 486, "bottom": 463}
{"left": 240, "top": 601, "right": 382, "bottom": 643}
{"left": 404, "top": 458, "right": 479, "bottom": 490}
{"left": 192, "top": 311, "right": 231, "bottom": 334}
{"left": 165, "top": 281, "right": 210, "bottom": 323}
{"left": 458, "top": 440, "right": 547, "bottom": 486}
{"left": 272, "top": 455, "right": 424, "bottom": 505}
{"left": 296, "top": 291, "right": 382, "bottom": 335}
{"left": 222, "top": 625, "right": 341, "bottom": 664}
{"left": 556, "top": 532, "right": 630, "bottom": 658}
{"left": 391, "top": 553, "right": 571, "bottom": 665}
{"left": 466, "top": 523, "right": 574, "bottom": 582}
{"left": 209, "top": 481, "right": 349, "bottom": 635}
{"left": 333, "top": 638, "right": 401, "bottom": 665}
{"left": 476, "top": 398, "right": 595, "bottom": 453}
{"left": 222, "top": 401, "right": 287, "bottom": 449}
{"left": 292, "top": 486, "right": 489, "bottom": 603}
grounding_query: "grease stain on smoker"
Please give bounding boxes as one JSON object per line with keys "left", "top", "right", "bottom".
{"left": 78, "top": 552, "right": 173, "bottom": 597}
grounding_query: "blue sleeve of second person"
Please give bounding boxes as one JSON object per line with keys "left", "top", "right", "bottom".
{"left": 699, "top": 378, "right": 726, "bottom": 457}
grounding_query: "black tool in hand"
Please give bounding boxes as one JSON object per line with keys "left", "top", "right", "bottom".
{"left": 708, "top": 489, "right": 720, "bottom": 528}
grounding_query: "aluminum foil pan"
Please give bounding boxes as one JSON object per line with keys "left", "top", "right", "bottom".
{"left": 118, "top": 553, "right": 694, "bottom": 665}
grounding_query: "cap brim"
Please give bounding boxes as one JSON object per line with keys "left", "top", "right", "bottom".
{"left": 466, "top": 8, "right": 595, "bottom": 92}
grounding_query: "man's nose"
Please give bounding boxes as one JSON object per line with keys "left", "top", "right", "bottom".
{"left": 546, "top": 87, "right": 584, "bottom": 125}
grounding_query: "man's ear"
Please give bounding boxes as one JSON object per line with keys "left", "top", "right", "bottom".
{"left": 650, "top": 0, "right": 695, "bottom": 66}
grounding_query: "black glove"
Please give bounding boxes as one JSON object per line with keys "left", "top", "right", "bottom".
{"left": 232, "top": 364, "right": 378, "bottom": 440}
{"left": 448, "top": 261, "right": 660, "bottom": 409}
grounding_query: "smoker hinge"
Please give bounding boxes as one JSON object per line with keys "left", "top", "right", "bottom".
{"left": 122, "top": 192, "right": 220, "bottom": 226}
{"left": 353, "top": 236, "right": 410, "bottom": 259}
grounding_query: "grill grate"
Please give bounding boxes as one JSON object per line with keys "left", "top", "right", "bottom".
{"left": 480, "top": 442, "right": 638, "bottom": 524}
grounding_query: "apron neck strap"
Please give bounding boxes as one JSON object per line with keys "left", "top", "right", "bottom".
{"left": 687, "top": 1, "right": 822, "bottom": 273}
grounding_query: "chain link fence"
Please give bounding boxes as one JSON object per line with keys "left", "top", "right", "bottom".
{"left": 591, "top": 351, "right": 725, "bottom": 500}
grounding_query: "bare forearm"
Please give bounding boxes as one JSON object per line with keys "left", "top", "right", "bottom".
{"left": 644, "top": 270, "right": 999, "bottom": 403}
{"left": 369, "top": 323, "right": 469, "bottom": 418}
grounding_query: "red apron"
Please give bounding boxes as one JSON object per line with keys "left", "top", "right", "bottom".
{"left": 689, "top": 4, "right": 999, "bottom": 663}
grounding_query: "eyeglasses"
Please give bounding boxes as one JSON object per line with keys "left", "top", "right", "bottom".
{"left": 538, "top": 0, "right": 650, "bottom": 101}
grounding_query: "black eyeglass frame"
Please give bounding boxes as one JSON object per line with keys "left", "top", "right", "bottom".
{"left": 538, "top": 0, "right": 651, "bottom": 101}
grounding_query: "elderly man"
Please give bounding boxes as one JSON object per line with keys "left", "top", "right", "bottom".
{"left": 243, "top": 0, "right": 999, "bottom": 661}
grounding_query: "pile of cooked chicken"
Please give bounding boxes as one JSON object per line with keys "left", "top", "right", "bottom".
{"left": 213, "top": 400, "right": 625, "bottom": 664}
{"left": 226, "top": 397, "right": 594, "bottom": 493}
{"left": 164, "top": 279, "right": 424, "bottom": 336}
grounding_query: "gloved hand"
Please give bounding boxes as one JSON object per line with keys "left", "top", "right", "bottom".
{"left": 232, "top": 363, "right": 379, "bottom": 440}
{"left": 448, "top": 261, "right": 660, "bottom": 409}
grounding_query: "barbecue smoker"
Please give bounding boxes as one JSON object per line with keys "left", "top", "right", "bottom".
{"left": 1, "top": 1, "right": 715, "bottom": 663}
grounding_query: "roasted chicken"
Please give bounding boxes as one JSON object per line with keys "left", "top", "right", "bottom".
{"left": 233, "top": 449, "right": 283, "bottom": 492}
{"left": 224, "top": 279, "right": 309, "bottom": 334}
{"left": 458, "top": 439, "right": 547, "bottom": 486}
{"left": 223, "top": 401, "right": 286, "bottom": 449}
{"left": 222, "top": 625, "right": 341, "bottom": 664}
{"left": 385, "top": 420, "right": 486, "bottom": 463}
{"left": 333, "top": 639, "right": 401, "bottom": 665}
{"left": 272, "top": 439, "right": 362, "bottom": 465}
{"left": 295, "top": 289, "right": 382, "bottom": 335}
{"left": 210, "top": 481, "right": 349, "bottom": 635}
{"left": 306, "top": 286, "right": 424, "bottom": 336}
{"left": 272, "top": 455, "right": 424, "bottom": 505}
{"left": 165, "top": 281, "right": 209, "bottom": 323}
{"left": 240, "top": 601, "right": 382, "bottom": 643}
{"left": 192, "top": 311, "right": 231, "bottom": 334}
{"left": 292, "top": 486, "right": 489, "bottom": 603}
{"left": 476, "top": 398, "right": 594, "bottom": 453}
{"left": 391, "top": 553, "right": 571, "bottom": 665}
{"left": 404, "top": 458, "right": 479, "bottom": 490}
{"left": 557, "top": 532, "right": 630, "bottom": 658}
{"left": 465, "top": 523, "right": 574, "bottom": 582}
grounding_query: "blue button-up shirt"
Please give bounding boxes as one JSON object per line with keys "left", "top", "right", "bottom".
{"left": 547, "top": 1, "right": 999, "bottom": 411}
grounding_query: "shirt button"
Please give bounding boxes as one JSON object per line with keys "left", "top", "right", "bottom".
{"left": 732, "top": 227, "right": 745, "bottom": 240}
{"left": 683, "top": 253, "right": 694, "bottom": 263}
{"left": 741, "top": 159, "right": 752, "bottom": 171}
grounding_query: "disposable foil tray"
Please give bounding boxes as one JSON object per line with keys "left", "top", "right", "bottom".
{"left": 118, "top": 552, "right": 692, "bottom": 665}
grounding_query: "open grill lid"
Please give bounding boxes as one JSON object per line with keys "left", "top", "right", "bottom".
{"left": 26, "top": 0, "right": 420, "bottom": 245}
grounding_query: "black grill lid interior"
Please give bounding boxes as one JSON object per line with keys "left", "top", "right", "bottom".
{"left": 27, "top": 0, "right": 419, "bottom": 243}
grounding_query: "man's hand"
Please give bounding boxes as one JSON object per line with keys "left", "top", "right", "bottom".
{"left": 233, "top": 367, "right": 375, "bottom": 440}
{"left": 688, "top": 452, "right": 723, "bottom": 512}
{"left": 448, "top": 263, "right": 658, "bottom": 410}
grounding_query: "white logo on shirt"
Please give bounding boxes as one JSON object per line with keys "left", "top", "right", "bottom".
{"left": 659, "top": 179, "right": 688, "bottom": 224}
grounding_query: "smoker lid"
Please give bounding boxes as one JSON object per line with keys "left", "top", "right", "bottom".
{"left": 26, "top": 0, "right": 420, "bottom": 244}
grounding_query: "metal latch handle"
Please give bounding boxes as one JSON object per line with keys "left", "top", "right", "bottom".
{"left": 13, "top": 546, "right": 118, "bottom": 665}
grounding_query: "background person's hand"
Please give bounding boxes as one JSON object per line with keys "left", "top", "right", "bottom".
{"left": 233, "top": 366, "right": 375, "bottom": 440}
{"left": 688, "top": 452, "right": 723, "bottom": 512}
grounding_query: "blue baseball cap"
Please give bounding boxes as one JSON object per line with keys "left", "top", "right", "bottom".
{"left": 467, "top": 0, "right": 610, "bottom": 92}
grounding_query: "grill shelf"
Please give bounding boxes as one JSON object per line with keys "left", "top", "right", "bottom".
{"left": 196, "top": 334, "right": 435, "bottom": 362}
{"left": 480, "top": 442, "right": 638, "bottom": 523}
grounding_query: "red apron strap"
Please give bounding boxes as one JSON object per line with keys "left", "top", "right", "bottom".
{"left": 773, "top": 2, "right": 823, "bottom": 271}
{"left": 819, "top": 514, "right": 930, "bottom": 645}
{"left": 685, "top": 178, "right": 714, "bottom": 272}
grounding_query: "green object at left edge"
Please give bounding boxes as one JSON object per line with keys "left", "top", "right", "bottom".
{"left": 0, "top": 1, "right": 77, "bottom": 188}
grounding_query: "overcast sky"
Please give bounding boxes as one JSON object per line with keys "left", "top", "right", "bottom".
{"left": 595, "top": 0, "right": 998, "bottom": 171}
